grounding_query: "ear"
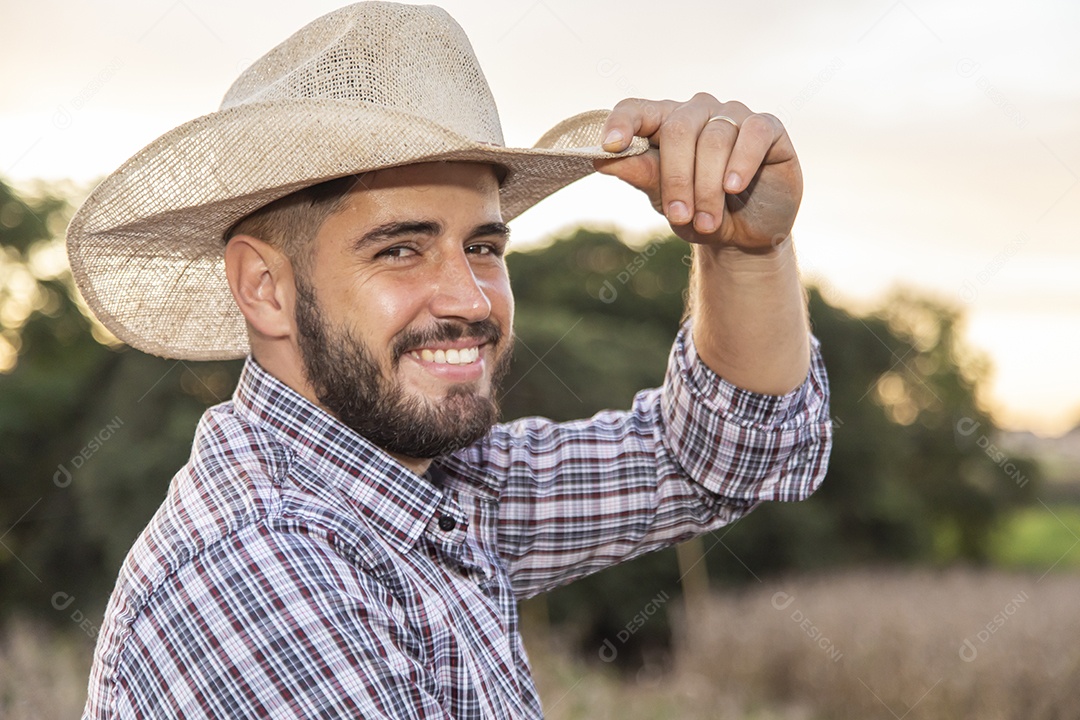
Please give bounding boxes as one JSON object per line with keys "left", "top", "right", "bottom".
{"left": 224, "top": 234, "right": 295, "bottom": 341}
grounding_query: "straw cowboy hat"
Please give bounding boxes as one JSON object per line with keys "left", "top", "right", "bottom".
{"left": 66, "top": 1, "right": 647, "bottom": 360}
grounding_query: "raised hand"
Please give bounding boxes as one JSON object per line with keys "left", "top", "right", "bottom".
{"left": 595, "top": 93, "right": 803, "bottom": 253}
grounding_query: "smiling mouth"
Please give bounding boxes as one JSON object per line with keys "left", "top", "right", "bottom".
{"left": 409, "top": 345, "right": 482, "bottom": 366}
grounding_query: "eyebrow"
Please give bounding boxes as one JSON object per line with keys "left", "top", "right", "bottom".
{"left": 350, "top": 220, "right": 511, "bottom": 252}
{"left": 472, "top": 222, "right": 512, "bottom": 243}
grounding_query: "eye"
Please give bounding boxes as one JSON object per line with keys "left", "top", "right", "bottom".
{"left": 466, "top": 241, "right": 506, "bottom": 257}
{"left": 376, "top": 245, "right": 417, "bottom": 260}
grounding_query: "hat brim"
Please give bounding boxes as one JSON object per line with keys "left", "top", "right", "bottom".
{"left": 66, "top": 101, "right": 648, "bottom": 360}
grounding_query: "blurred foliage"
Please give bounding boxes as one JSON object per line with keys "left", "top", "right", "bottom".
{"left": 503, "top": 228, "right": 1039, "bottom": 669}
{"left": 0, "top": 179, "right": 242, "bottom": 624}
{"left": 0, "top": 182, "right": 1041, "bottom": 673}
{"left": 988, "top": 504, "right": 1080, "bottom": 570}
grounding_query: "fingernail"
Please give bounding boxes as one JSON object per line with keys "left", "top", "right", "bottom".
{"left": 724, "top": 172, "right": 741, "bottom": 192}
{"left": 694, "top": 212, "right": 715, "bottom": 233}
{"left": 668, "top": 201, "right": 690, "bottom": 223}
{"left": 602, "top": 129, "right": 624, "bottom": 150}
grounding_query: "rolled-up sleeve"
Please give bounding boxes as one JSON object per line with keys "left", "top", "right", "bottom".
{"left": 661, "top": 322, "right": 832, "bottom": 505}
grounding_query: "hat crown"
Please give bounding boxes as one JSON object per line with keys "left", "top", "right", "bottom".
{"left": 221, "top": 2, "right": 504, "bottom": 145}
{"left": 67, "top": 1, "right": 643, "bottom": 361}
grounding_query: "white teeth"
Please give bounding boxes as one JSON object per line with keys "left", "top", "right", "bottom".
{"left": 416, "top": 346, "right": 481, "bottom": 365}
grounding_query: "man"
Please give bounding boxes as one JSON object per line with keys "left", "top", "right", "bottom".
{"left": 67, "top": 3, "right": 831, "bottom": 718}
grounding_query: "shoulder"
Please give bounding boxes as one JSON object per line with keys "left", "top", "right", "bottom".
{"left": 89, "top": 517, "right": 407, "bottom": 718}
{"left": 87, "top": 398, "right": 409, "bottom": 714}
{"left": 122, "top": 401, "right": 289, "bottom": 600}
{"left": 88, "top": 403, "right": 290, "bottom": 704}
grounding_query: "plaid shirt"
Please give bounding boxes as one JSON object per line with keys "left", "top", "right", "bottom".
{"left": 84, "top": 324, "right": 831, "bottom": 719}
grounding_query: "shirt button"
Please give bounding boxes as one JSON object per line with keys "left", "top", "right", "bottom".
{"left": 438, "top": 515, "right": 457, "bottom": 532}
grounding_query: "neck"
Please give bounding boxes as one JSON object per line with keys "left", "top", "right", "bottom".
{"left": 387, "top": 452, "right": 432, "bottom": 476}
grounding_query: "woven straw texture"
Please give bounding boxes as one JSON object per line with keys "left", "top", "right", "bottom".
{"left": 66, "top": 1, "right": 647, "bottom": 360}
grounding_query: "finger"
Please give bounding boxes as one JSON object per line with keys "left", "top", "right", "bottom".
{"left": 600, "top": 98, "right": 677, "bottom": 152}
{"left": 691, "top": 116, "right": 741, "bottom": 234}
{"left": 721, "top": 113, "right": 786, "bottom": 194}
{"left": 593, "top": 148, "right": 660, "bottom": 192}
{"left": 657, "top": 101, "right": 712, "bottom": 225}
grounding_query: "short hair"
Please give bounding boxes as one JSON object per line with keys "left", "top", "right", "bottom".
{"left": 225, "top": 174, "right": 367, "bottom": 273}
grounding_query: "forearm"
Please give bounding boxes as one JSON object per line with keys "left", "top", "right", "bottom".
{"left": 690, "top": 235, "right": 810, "bottom": 396}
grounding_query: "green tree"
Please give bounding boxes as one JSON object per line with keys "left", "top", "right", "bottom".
{"left": 704, "top": 288, "right": 1039, "bottom": 585}
{"left": 503, "top": 230, "right": 1039, "bottom": 669}
{"left": 0, "top": 179, "right": 111, "bottom": 621}
{"left": 0, "top": 179, "right": 240, "bottom": 624}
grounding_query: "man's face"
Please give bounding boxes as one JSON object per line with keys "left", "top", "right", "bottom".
{"left": 294, "top": 161, "right": 514, "bottom": 460}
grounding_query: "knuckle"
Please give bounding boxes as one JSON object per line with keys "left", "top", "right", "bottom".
{"left": 662, "top": 171, "right": 693, "bottom": 191}
{"left": 645, "top": 102, "right": 667, "bottom": 124}
{"left": 694, "top": 189, "right": 723, "bottom": 213}
{"left": 696, "top": 127, "right": 731, "bottom": 151}
{"left": 660, "top": 113, "right": 695, "bottom": 139}
{"left": 645, "top": 161, "right": 663, "bottom": 189}
{"left": 739, "top": 114, "right": 774, "bottom": 140}
{"left": 610, "top": 97, "right": 645, "bottom": 122}
{"left": 758, "top": 111, "right": 783, "bottom": 129}
{"left": 614, "top": 98, "right": 666, "bottom": 128}
{"left": 747, "top": 112, "right": 781, "bottom": 133}
{"left": 721, "top": 100, "right": 751, "bottom": 115}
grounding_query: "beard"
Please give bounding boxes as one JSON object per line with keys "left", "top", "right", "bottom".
{"left": 293, "top": 274, "right": 513, "bottom": 459}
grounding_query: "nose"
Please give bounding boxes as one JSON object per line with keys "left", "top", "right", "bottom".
{"left": 428, "top": 248, "right": 492, "bottom": 323}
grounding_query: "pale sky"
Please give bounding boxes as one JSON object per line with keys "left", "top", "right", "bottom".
{"left": 2, "top": 0, "right": 1078, "bottom": 435}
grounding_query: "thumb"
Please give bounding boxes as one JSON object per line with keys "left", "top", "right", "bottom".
{"left": 593, "top": 148, "right": 659, "bottom": 193}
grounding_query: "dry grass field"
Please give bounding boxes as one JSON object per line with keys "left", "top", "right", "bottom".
{"left": 3, "top": 568, "right": 1078, "bottom": 719}
{"left": 528, "top": 568, "right": 1080, "bottom": 720}
{"left": 0, "top": 617, "right": 91, "bottom": 719}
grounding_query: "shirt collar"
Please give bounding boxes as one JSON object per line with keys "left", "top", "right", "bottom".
{"left": 231, "top": 356, "right": 444, "bottom": 555}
